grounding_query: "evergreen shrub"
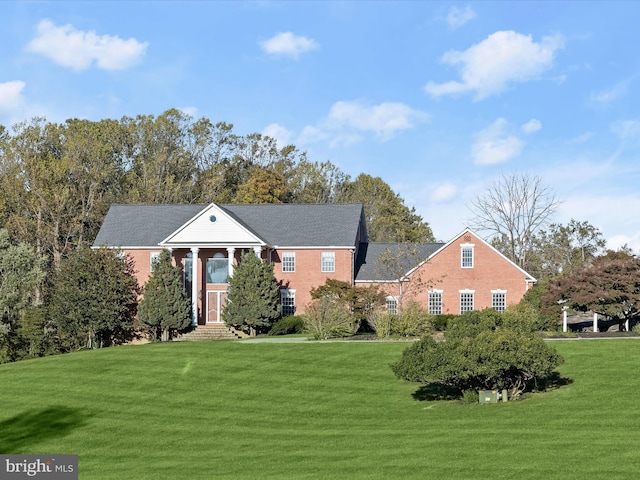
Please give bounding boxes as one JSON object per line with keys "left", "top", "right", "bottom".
{"left": 268, "top": 316, "right": 305, "bottom": 336}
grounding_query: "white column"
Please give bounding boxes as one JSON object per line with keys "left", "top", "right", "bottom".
{"left": 227, "top": 247, "right": 235, "bottom": 278}
{"left": 625, "top": 319, "right": 630, "bottom": 332}
{"left": 191, "top": 247, "right": 199, "bottom": 327}
{"left": 253, "top": 246, "right": 262, "bottom": 258}
{"left": 593, "top": 312, "right": 598, "bottom": 333}
{"left": 563, "top": 309, "right": 568, "bottom": 333}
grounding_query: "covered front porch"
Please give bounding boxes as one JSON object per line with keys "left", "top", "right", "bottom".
{"left": 158, "top": 203, "right": 271, "bottom": 327}
{"left": 172, "top": 245, "right": 264, "bottom": 326}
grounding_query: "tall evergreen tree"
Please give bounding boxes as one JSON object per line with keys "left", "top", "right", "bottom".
{"left": 222, "top": 252, "right": 280, "bottom": 336}
{"left": 49, "top": 246, "right": 139, "bottom": 349}
{"left": 138, "top": 249, "right": 192, "bottom": 341}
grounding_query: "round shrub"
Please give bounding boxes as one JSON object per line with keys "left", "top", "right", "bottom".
{"left": 268, "top": 315, "right": 305, "bottom": 336}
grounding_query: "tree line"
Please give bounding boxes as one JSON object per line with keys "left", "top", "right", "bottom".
{"left": 0, "top": 108, "right": 432, "bottom": 273}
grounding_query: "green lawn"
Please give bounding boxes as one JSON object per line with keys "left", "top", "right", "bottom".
{"left": 1, "top": 339, "right": 640, "bottom": 479}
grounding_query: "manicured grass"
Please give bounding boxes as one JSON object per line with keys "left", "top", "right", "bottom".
{"left": 2, "top": 339, "right": 640, "bottom": 479}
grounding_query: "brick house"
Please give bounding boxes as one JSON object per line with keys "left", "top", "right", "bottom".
{"left": 355, "top": 229, "right": 537, "bottom": 314}
{"left": 93, "top": 203, "right": 536, "bottom": 326}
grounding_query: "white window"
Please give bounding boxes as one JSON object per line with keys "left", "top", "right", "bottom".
{"left": 281, "top": 289, "right": 296, "bottom": 316}
{"left": 282, "top": 252, "right": 295, "bottom": 273}
{"left": 321, "top": 251, "right": 335, "bottom": 273}
{"left": 183, "top": 252, "right": 193, "bottom": 290}
{"left": 460, "top": 290, "right": 474, "bottom": 313}
{"left": 461, "top": 244, "right": 474, "bottom": 268}
{"left": 492, "top": 290, "right": 507, "bottom": 312}
{"left": 150, "top": 251, "right": 161, "bottom": 272}
{"left": 428, "top": 290, "right": 443, "bottom": 315}
{"left": 386, "top": 296, "right": 398, "bottom": 315}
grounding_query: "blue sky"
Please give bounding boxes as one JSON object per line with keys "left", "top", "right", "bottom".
{"left": 2, "top": 1, "right": 640, "bottom": 250}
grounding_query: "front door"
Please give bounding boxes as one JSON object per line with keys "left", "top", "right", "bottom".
{"left": 207, "top": 290, "right": 228, "bottom": 323}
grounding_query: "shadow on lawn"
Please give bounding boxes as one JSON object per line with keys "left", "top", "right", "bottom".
{"left": 412, "top": 383, "right": 461, "bottom": 401}
{"left": 411, "top": 372, "right": 574, "bottom": 402}
{"left": 0, "top": 406, "right": 89, "bottom": 453}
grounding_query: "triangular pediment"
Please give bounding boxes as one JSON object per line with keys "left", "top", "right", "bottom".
{"left": 160, "top": 204, "right": 265, "bottom": 247}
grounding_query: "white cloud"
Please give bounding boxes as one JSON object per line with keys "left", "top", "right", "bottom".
{"left": 566, "top": 132, "right": 594, "bottom": 144}
{"left": 471, "top": 118, "right": 524, "bottom": 165}
{"left": 259, "top": 32, "right": 319, "bottom": 60}
{"left": 179, "top": 106, "right": 198, "bottom": 117}
{"left": 299, "top": 100, "right": 428, "bottom": 147}
{"left": 611, "top": 120, "right": 640, "bottom": 141}
{"left": 0, "top": 80, "right": 26, "bottom": 112}
{"left": 521, "top": 118, "right": 542, "bottom": 134}
{"left": 262, "top": 123, "right": 293, "bottom": 147}
{"left": 589, "top": 81, "right": 628, "bottom": 107}
{"left": 26, "top": 19, "right": 148, "bottom": 71}
{"left": 431, "top": 182, "right": 458, "bottom": 202}
{"left": 425, "top": 30, "right": 564, "bottom": 100}
{"left": 328, "top": 101, "right": 428, "bottom": 140}
{"left": 446, "top": 5, "right": 476, "bottom": 29}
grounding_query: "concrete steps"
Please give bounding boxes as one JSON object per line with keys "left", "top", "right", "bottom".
{"left": 176, "top": 324, "right": 248, "bottom": 341}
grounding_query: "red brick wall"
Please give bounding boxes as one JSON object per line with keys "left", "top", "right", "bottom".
{"left": 358, "top": 231, "right": 532, "bottom": 314}
{"left": 125, "top": 249, "right": 160, "bottom": 288}
{"left": 271, "top": 248, "right": 354, "bottom": 314}
{"left": 124, "top": 247, "right": 355, "bottom": 320}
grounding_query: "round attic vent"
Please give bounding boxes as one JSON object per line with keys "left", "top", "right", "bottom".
{"left": 209, "top": 215, "right": 217, "bottom": 223}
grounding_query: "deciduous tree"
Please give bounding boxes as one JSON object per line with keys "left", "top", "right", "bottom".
{"left": 469, "top": 172, "right": 560, "bottom": 270}
{"left": 528, "top": 219, "right": 606, "bottom": 280}
{"left": 339, "top": 174, "right": 434, "bottom": 243}
{"left": 542, "top": 251, "right": 640, "bottom": 330}
{"left": 0, "top": 229, "right": 46, "bottom": 362}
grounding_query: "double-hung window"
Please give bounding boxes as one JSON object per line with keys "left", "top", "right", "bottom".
{"left": 281, "top": 289, "right": 296, "bottom": 316}
{"left": 386, "top": 296, "right": 398, "bottom": 315}
{"left": 492, "top": 290, "right": 506, "bottom": 312}
{"left": 428, "top": 290, "right": 443, "bottom": 315}
{"left": 150, "top": 251, "right": 161, "bottom": 272}
{"left": 321, "top": 251, "right": 335, "bottom": 273}
{"left": 282, "top": 252, "right": 295, "bottom": 273}
{"left": 460, "top": 290, "right": 474, "bottom": 313}
{"left": 461, "top": 244, "right": 474, "bottom": 268}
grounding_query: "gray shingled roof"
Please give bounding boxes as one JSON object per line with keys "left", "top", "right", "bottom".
{"left": 355, "top": 242, "right": 445, "bottom": 282}
{"left": 93, "top": 204, "right": 205, "bottom": 247}
{"left": 93, "top": 203, "right": 366, "bottom": 248}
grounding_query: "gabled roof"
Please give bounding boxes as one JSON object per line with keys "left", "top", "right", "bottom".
{"left": 354, "top": 228, "right": 537, "bottom": 283}
{"left": 93, "top": 203, "right": 366, "bottom": 249}
{"left": 425, "top": 227, "right": 537, "bottom": 283}
{"left": 355, "top": 242, "right": 445, "bottom": 282}
{"left": 160, "top": 204, "right": 265, "bottom": 247}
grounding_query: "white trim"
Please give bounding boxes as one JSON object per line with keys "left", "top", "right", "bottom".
{"left": 190, "top": 247, "right": 200, "bottom": 326}
{"left": 460, "top": 243, "right": 475, "bottom": 269}
{"left": 321, "top": 251, "right": 336, "bottom": 273}
{"left": 280, "top": 288, "right": 296, "bottom": 316}
{"left": 273, "top": 245, "right": 355, "bottom": 250}
{"left": 149, "top": 251, "right": 161, "bottom": 272}
{"left": 281, "top": 251, "right": 296, "bottom": 273}
{"left": 160, "top": 203, "right": 267, "bottom": 247}
{"left": 385, "top": 295, "right": 399, "bottom": 315}
{"left": 459, "top": 289, "right": 474, "bottom": 313}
